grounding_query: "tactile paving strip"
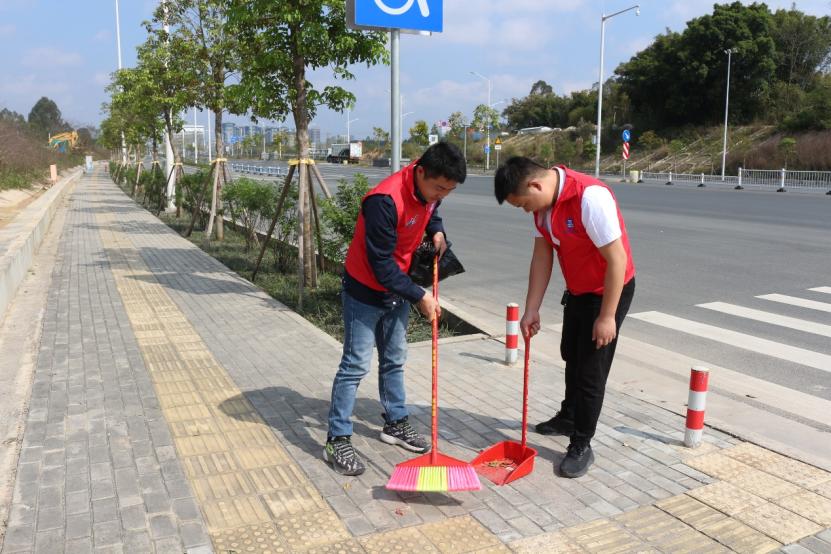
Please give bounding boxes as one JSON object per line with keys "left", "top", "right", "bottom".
{"left": 508, "top": 531, "right": 584, "bottom": 554}
{"left": 561, "top": 518, "right": 644, "bottom": 553}
{"left": 417, "top": 516, "right": 506, "bottom": 553}
{"left": 733, "top": 501, "right": 822, "bottom": 544}
{"left": 359, "top": 526, "right": 438, "bottom": 553}
{"left": 775, "top": 491, "right": 831, "bottom": 527}
{"left": 97, "top": 211, "right": 351, "bottom": 552}
{"left": 686, "top": 481, "right": 767, "bottom": 516}
{"left": 685, "top": 453, "right": 753, "bottom": 480}
{"left": 726, "top": 468, "right": 802, "bottom": 501}
{"left": 615, "top": 505, "right": 725, "bottom": 551}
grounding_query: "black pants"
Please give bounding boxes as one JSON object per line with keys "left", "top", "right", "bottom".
{"left": 559, "top": 278, "right": 635, "bottom": 446}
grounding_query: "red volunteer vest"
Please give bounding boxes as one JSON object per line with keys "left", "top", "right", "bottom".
{"left": 345, "top": 162, "right": 434, "bottom": 291}
{"left": 534, "top": 166, "right": 635, "bottom": 295}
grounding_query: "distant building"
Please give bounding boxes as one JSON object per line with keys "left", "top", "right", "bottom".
{"left": 309, "top": 127, "right": 321, "bottom": 148}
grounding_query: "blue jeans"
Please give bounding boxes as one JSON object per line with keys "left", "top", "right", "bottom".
{"left": 327, "top": 291, "right": 410, "bottom": 438}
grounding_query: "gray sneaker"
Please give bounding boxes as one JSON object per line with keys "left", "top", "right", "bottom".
{"left": 380, "top": 416, "right": 429, "bottom": 453}
{"left": 323, "top": 436, "right": 365, "bottom": 476}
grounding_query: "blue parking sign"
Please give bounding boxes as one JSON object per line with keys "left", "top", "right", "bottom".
{"left": 354, "top": 0, "right": 443, "bottom": 32}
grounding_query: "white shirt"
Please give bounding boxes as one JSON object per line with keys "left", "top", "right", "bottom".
{"left": 532, "top": 170, "right": 622, "bottom": 248}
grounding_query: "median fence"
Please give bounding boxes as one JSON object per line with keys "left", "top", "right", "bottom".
{"left": 639, "top": 168, "right": 831, "bottom": 193}
{"left": 228, "top": 163, "right": 290, "bottom": 178}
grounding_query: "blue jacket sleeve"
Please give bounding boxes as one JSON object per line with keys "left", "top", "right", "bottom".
{"left": 362, "top": 195, "right": 426, "bottom": 304}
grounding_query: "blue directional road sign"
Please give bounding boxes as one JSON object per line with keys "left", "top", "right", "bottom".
{"left": 354, "top": 0, "right": 443, "bottom": 32}
{"left": 622, "top": 129, "right": 631, "bottom": 142}
{"left": 484, "top": 145, "right": 490, "bottom": 154}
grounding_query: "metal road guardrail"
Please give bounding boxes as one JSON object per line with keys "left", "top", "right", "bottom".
{"left": 639, "top": 168, "right": 831, "bottom": 193}
{"left": 228, "top": 163, "right": 290, "bottom": 178}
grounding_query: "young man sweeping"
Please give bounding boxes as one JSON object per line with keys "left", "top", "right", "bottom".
{"left": 494, "top": 157, "right": 635, "bottom": 478}
{"left": 324, "top": 142, "right": 466, "bottom": 476}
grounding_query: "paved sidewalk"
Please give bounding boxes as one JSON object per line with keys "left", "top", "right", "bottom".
{"left": 1, "top": 167, "right": 830, "bottom": 552}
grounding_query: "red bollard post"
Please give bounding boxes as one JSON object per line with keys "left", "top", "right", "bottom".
{"left": 505, "top": 303, "right": 519, "bottom": 365}
{"left": 684, "top": 366, "right": 710, "bottom": 448}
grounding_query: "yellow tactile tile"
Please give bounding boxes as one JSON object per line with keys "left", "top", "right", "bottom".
{"left": 304, "top": 539, "right": 365, "bottom": 553}
{"left": 686, "top": 481, "right": 767, "bottom": 516}
{"left": 211, "top": 522, "right": 290, "bottom": 553}
{"left": 182, "top": 452, "right": 239, "bottom": 479}
{"left": 776, "top": 490, "right": 831, "bottom": 526}
{"left": 726, "top": 468, "right": 802, "bottom": 501}
{"left": 202, "top": 495, "right": 272, "bottom": 530}
{"left": 235, "top": 446, "right": 292, "bottom": 470}
{"left": 812, "top": 479, "right": 831, "bottom": 499}
{"left": 509, "top": 531, "right": 584, "bottom": 554}
{"left": 733, "top": 501, "right": 822, "bottom": 544}
{"left": 562, "top": 518, "right": 647, "bottom": 553}
{"left": 262, "top": 487, "right": 329, "bottom": 519}
{"left": 272, "top": 510, "right": 350, "bottom": 551}
{"left": 215, "top": 411, "right": 266, "bottom": 432}
{"left": 419, "top": 516, "right": 505, "bottom": 553}
{"left": 158, "top": 390, "right": 204, "bottom": 409}
{"left": 359, "top": 526, "right": 437, "bottom": 553}
{"left": 247, "top": 465, "right": 308, "bottom": 492}
{"left": 615, "top": 505, "right": 725, "bottom": 552}
{"left": 656, "top": 494, "right": 781, "bottom": 553}
{"left": 685, "top": 452, "right": 753, "bottom": 480}
{"left": 177, "top": 433, "right": 230, "bottom": 456}
{"left": 155, "top": 380, "right": 197, "bottom": 395}
{"left": 193, "top": 472, "right": 257, "bottom": 502}
{"left": 762, "top": 458, "right": 831, "bottom": 489}
{"left": 169, "top": 418, "right": 222, "bottom": 439}
{"left": 164, "top": 404, "right": 213, "bottom": 422}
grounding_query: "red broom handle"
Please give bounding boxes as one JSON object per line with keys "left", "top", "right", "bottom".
{"left": 522, "top": 334, "right": 530, "bottom": 450}
{"left": 431, "top": 254, "right": 439, "bottom": 464}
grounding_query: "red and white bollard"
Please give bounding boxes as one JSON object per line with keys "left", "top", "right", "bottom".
{"left": 505, "top": 303, "right": 519, "bottom": 365}
{"left": 684, "top": 366, "right": 710, "bottom": 448}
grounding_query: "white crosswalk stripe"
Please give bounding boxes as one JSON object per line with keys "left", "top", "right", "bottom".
{"left": 697, "top": 302, "right": 831, "bottom": 338}
{"left": 629, "top": 311, "right": 831, "bottom": 372}
{"left": 756, "top": 293, "right": 831, "bottom": 313}
{"left": 809, "top": 286, "right": 831, "bottom": 295}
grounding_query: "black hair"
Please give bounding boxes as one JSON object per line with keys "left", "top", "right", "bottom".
{"left": 416, "top": 141, "right": 466, "bottom": 184}
{"left": 494, "top": 156, "right": 548, "bottom": 205}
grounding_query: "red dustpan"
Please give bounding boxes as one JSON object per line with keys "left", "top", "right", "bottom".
{"left": 471, "top": 334, "right": 537, "bottom": 485}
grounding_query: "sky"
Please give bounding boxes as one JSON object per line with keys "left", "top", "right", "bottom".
{"left": 1, "top": 0, "right": 829, "bottom": 140}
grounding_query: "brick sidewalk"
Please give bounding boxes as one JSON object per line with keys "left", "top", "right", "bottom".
{"left": 1, "top": 168, "right": 829, "bottom": 553}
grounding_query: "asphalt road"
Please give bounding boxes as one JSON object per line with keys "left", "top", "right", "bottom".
{"left": 208, "top": 159, "right": 831, "bottom": 401}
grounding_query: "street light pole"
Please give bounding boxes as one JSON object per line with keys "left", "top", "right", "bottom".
{"left": 721, "top": 48, "right": 734, "bottom": 181}
{"left": 346, "top": 108, "right": 358, "bottom": 144}
{"left": 390, "top": 30, "right": 401, "bottom": 173}
{"left": 471, "top": 71, "right": 492, "bottom": 171}
{"left": 193, "top": 108, "right": 198, "bottom": 163}
{"left": 594, "top": 4, "right": 640, "bottom": 178}
{"left": 115, "top": 0, "right": 127, "bottom": 164}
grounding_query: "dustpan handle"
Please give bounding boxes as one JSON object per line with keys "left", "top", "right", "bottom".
{"left": 431, "top": 254, "right": 439, "bottom": 464}
{"left": 522, "top": 334, "right": 530, "bottom": 450}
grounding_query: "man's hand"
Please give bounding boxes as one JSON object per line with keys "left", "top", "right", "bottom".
{"left": 432, "top": 232, "right": 448, "bottom": 258}
{"left": 418, "top": 293, "right": 441, "bottom": 322}
{"left": 520, "top": 309, "right": 541, "bottom": 338}
{"left": 592, "top": 314, "right": 617, "bottom": 349}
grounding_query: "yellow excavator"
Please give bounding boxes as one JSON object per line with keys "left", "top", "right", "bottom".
{"left": 48, "top": 131, "right": 78, "bottom": 153}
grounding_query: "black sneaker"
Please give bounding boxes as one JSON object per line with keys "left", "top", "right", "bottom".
{"left": 323, "top": 436, "right": 365, "bottom": 476}
{"left": 535, "top": 412, "right": 574, "bottom": 436}
{"left": 380, "top": 416, "right": 429, "bottom": 453}
{"left": 559, "top": 442, "right": 594, "bottom": 478}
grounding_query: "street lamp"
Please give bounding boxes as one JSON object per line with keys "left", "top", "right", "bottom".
{"left": 595, "top": 4, "right": 640, "bottom": 178}
{"left": 346, "top": 108, "right": 358, "bottom": 143}
{"left": 471, "top": 71, "right": 493, "bottom": 171}
{"left": 401, "top": 111, "right": 414, "bottom": 140}
{"left": 114, "top": 0, "right": 127, "bottom": 164}
{"left": 721, "top": 48, "right": 735, "bottom": 181}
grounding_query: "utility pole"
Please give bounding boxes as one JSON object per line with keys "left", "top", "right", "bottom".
{"left": 193, "top": 108, "right": 198, "bottom": 163}
{"left": 115, "top": 0, "right": 127, "bottom": 165}
{"left": 721, "top": 48, "right": 735, "bottom": 181}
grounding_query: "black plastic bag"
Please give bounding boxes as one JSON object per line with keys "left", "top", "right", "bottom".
{"left": 408, "top": 239, "right": 465, "bottom": 287}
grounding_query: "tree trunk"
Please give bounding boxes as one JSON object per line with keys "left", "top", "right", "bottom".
{"left": 164, "top": 110, "right": 182, "bottom": 212}
{"left": 292, "top": 45, "right": 315, "bottom": 291}
{"left": 214, "top": 106, "right": 224, "bottom": 241}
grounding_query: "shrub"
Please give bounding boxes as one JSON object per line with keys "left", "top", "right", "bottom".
{"left": 320, "top": 173, "right": 371, "bottom": 263}
{"left": 222, "top": 178, "right": 277, "bottom": 251}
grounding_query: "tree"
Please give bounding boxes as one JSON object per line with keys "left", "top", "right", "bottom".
{"left": 372, "top": 126, "right": 389, "bottom": 148}
{"left": 447, "top": 111, "right": 467, "bottom": 137}
{"left": 156, "top": 0, "right": 239, "bottom": 241}
{"left": 227, "top": 0, "right": 387, "bottom": 289}
{"left": 616, "top": 2, "right": 777, "bottom": 128}
{"left": 0, "top": 108, "right": 25, "bottom": 126}
{"left": 28, "top": 97, "right": 67, "bottom": 138}
{"left": 771, "top": 8, "right": 831, "bottom": 89}
{"left": 472, "top": 104, "right": 499, "bottom": 132}
{"left": 778, "top": 136, "right": 797, "bottom": 167}
{"left": 409, "top": 120, "right": 429, "bottom": 146}
{"left": 529, "top": 80, "right": 553, "bottom": 96}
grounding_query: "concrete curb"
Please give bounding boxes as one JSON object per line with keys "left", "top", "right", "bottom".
{"left": 0, "top": 167, "right": 82, "bottom": 324}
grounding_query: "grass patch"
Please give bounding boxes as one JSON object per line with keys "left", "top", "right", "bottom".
{"left": 159, "top": 212, "right": 468, "bottom": 343}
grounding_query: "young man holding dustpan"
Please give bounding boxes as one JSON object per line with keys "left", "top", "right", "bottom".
{"left": 324, "top": 142, "right": 466, "bottom": 476}
{"left": 494, "top": 156, "right": 636, "bottom": 478}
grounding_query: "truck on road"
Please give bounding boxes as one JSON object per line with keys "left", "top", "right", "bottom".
{"left": 326, "top": 141, "right": 362, "bottom": 164}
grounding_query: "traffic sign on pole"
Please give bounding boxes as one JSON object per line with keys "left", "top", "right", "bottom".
{"left": 351, "top": 0, "right": 442, "bottom": 32}
{"left": 622, "top": 129, "right": 631, "bottom": 142}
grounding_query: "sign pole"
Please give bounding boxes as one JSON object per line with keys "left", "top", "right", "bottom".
{"left": 391, "top": 29, "right": 401, "bottom": 174}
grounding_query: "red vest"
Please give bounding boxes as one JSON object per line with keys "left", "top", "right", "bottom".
{"left": 534, "top": 166, "right": 635, "bottom": 295}
{"left": 345, "top": 162, "right": 435, "bottom": 291}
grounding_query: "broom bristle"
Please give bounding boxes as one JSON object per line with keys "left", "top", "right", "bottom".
{"left": 387, "top": 465, "right": 480, "bottom": 492}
